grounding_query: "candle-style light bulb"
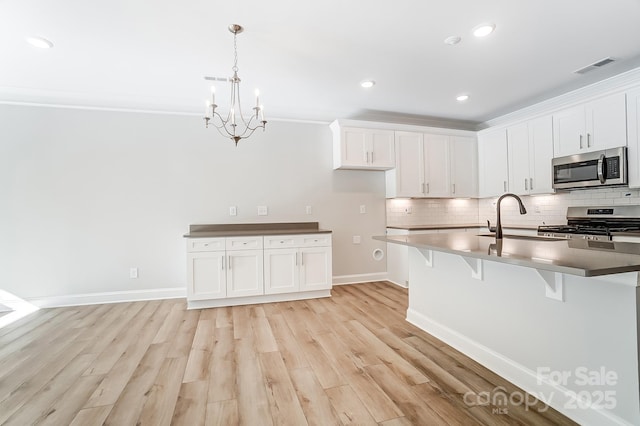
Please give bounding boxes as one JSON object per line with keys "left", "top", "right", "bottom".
{"left": 211, "top": 86, "right": 216, "bottom": 105}
{"left": 260, "top": 104, "right": 265, "bottom": 122}
{"left": 255, "top": 89, "right": 260, "bottom": 108}
{"left": 205, "top": 100, "right": 211, "bottom": 118}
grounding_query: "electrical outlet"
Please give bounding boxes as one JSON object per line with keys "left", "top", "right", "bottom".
{"left": 352, "top": 236, "right": 361, "bottom": 244}
{"left": 229, "top": 206, "right": 237, "bottom": 216}
{"left": 404, "top": 206, "right": 412, "bottom": 214}
{"left": 534, "top": 205, "right": 541, "bottom": 214}
{"left": 257, "top": 205, "right": 268, "bottom": 216}
{"left": 359, "top": 205, "right": 366, "bottom": 214}
{"left": 305, "top": 205, "right": 312, "bottom": 215}
{"left": 130, "top": 267, "right": 138, "bottom": 279}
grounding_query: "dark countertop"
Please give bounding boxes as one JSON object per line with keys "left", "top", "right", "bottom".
{"left": 184, "top": 222, "right": 332, "bottom": 238}
{"left": 374, "top": 232, "right": 640, "bottom": 278}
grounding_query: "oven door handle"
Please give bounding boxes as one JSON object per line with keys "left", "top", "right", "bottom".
{"left": 597, "top": 154, "right": 606, "bottom": 184}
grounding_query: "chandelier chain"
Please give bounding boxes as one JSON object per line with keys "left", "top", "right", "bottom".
{"left": 232, "top": 32, "right": 238, "bottom": 73}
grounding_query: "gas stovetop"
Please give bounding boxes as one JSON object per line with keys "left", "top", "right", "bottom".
{"left": 537, "top": 205, "right": 640, "bottom": 241}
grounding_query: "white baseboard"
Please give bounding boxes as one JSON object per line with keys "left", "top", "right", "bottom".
{"left": 332, "top": 272, "right": 388, "bottom": 285}
{"left": 28, "top": 287, "right": 187, "bottom": 308}
{"left": 406, "top": 308, "right": 631, "bottom": 426}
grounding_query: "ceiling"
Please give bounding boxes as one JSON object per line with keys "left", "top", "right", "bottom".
{"left": 2, "top": 0, "right": 640, "bottom": 127}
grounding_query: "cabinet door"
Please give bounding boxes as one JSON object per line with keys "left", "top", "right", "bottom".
{"left": 226, "top": 250, "right": 264, "bottom": 297}
{"left": 187, "top": 252, "right": 226, "bottom": 300}
{"left": 528, "top": 115, "right": 554, "bottom": 194}
{"left": 423, "top": 134, "right": 450, "bottom": 197}
{"left": 627, "top": 87, "right": 640, "bottom": 188}
{"left": 507, "top": 122, "right": 531, "bottom": 195}
{"left": 478, "top": 129, "right": 509, "bottom": 197}
{"left": 394, "top": 131, "right": 424, "bottom": 197}
{"left": 264, "top": 249, "right": 299, "bottom": 294}
{"left": 340, "top": 128, "right": 368, "bottom": 167}
{"left": 586, "top": 92, "right": 627, "bottom": 152}
{"left": 299, "top": 247, "right": 332, "bottom": 291}
{"left": 553, "top": 105, "right": 585, "bottom": 157}
{"left": 369, "top": 130, "right": 396, "bottom": 168}
{"left": 450, "top": 136, "right": 477, "bottom": 198}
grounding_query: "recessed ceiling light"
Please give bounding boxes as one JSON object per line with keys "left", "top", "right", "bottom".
{"left": 360, "top": 80, "right": 375, "bottom": 88}
{"left": 472, "top": 23, "right": 495, "bottom": 38}
{"left": 456, "top": 94, "right": 470, "bottom": 102}
{"left": 444, "top": 36, "right": 462, "bottom": 45}
{"left": 26, "top": 36, "right": 54, "bottom": 49}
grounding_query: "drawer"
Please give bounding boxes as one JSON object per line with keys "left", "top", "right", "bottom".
{"left": 264, "top": 235, "right": 303, "bottom": 248}
{"left": 300, "top": 234, "right": 332, "bottom": 247}
{"left": 226, "top": 236, "right": 263, "bottom": 250}
{"left": 187, "top": 237, "right": 226, "bottom": 252}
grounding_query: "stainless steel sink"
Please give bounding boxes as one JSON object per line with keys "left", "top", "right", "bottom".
{"left": 476, "top": 233, "right": 566, "bottom": 242}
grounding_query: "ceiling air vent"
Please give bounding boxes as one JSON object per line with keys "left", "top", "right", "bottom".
{"left": 574, "top": 57, "right": 616, "bottom": 74}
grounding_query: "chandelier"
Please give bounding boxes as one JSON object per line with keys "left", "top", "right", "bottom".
{"left": 204, "top": 24, "right": 266, "bottom": 145}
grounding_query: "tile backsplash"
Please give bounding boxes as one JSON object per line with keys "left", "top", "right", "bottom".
{"left": 386, "top": 187, "right": 640, "bottom": 227}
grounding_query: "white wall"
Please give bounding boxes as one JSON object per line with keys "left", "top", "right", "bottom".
{"left": 0, "top": 104, "right": 388, "bottom": 302}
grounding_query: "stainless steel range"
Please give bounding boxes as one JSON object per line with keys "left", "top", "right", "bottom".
{"left": 538, "top": 205, "right": 640, "bottom": 241}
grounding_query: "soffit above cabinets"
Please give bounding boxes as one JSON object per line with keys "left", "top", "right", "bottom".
{"left": 2, "top": 0, "right": 640, "bottom": 124}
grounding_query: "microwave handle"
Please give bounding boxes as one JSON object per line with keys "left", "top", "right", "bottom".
{"left": 597, "top": 154, "right": 606, "bottom": 184}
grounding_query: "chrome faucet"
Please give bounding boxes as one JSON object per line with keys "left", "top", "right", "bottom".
{"left": 494, "top": 193, "right": 527, "bottom": 240}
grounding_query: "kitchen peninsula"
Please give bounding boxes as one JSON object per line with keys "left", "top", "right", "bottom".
{"left": 375, "top": 232, "right": 640, "bottom": 425}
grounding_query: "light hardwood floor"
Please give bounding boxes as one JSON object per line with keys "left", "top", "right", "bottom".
{"left": 0, "top": 282, "right": 577, "bottom": 425}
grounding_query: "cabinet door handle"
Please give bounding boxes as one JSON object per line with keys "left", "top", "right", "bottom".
{"left": 587, "top": 133, "right": 591, "bottom": 147}
{"left": 426, "top": 183, "right": 430, "bottom": 194}
{"left": 222, "top": 256, "right": 225, "bottom": 270}
{"left": 421, "top": 183, "right": 425, "bottom": 194}
{"left": 300, "top": 253, "right": 304, "bottom": 266}
{"left": 365, "top": 151, "right": 369, "bottom": 164}
{"left": 579, "top": 134, "right": 583, "bottom": 149}
{"left": 530, "top": 178, "right": 533, "bottom": 190}
{"left": 227, "top": 256, "right": 231, "bottom": 270}
{"left": 452, "top": 183, "right": 455, "bottom": 194}
{"left": 525, "top": 178, "right": 528, "bottom": 191}
{"left": 503, "top": 181, "right": 507, "bottom": 192}
{"left": 295, "top": 252, "right": 298, "bottom": 266}
{"left": 371, "top": 151, "right": 374, "bottom": 163}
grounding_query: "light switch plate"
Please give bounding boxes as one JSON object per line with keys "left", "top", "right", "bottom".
{"left": 257, "top": 206, "right": 268, "bottom": 216}
{"left": 130, "top": 267, "right": 138, "bottom": 279}
{"left": 359, "top": 205, "right": 366, "bottom": 214}
{"left": 305, "top": 205, "right": 312, "bottom": 215}
{"left": 352, "top": 236, "right": 361, "bottom": 244}
{"left": 229, "top": 206, "right": 237, "bottom": 216}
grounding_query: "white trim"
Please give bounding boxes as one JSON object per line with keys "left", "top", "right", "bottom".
{"left": 332, "top": 272, "right": 389, "bottom": 285}
{"left": 481, "top": 67, "right": 640, "bottom": 130}
{"left": 331, "top": 119, "right": 477, "bottom": 136}
{"left": 187, "top": 289, "right": 331, "bottom": 309}
{"left": 406, "top": 308, "right": 633, "bottom": 426}
{"left": 27, "top": 287, "right": 187, "bottom": 308}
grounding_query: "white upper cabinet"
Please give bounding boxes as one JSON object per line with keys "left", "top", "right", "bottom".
{"left": 507, "top": 115, "right": 554, "bottom": 196}
{"left": 478, "top": 128, "right": 509, "bottom": 197}
{"left": 553, "top": 92, "right": 627, "bottom": 157}
{"left": 627, "top": 87, "right": 640, "bottom": 188}
{"left": 331, "top": 121, "right": 395, "bottom": 170}
{"left": 449, "top": 136, "right": 478, "bottom": 198}
{"left": 386, "top": 131, "right": 477, "bottom": 198}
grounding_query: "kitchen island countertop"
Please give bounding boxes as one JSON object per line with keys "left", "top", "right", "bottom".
{"left": 375, "top": 231, "right": 640, "bottom": 278}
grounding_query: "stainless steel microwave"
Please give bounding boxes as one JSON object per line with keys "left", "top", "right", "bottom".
{"left": 552, "top": 147, "right": 628, "bottom": 189}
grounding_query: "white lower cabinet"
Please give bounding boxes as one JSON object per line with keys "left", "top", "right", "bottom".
{"left": 187, "top": 236, "right": 263, "bottom": 300}
{"left": 187, "top": 250, "right": 226, "bottom": 300}
{"left": 187, "top": 233, "right": 332, "bottom": 308}
{"left": 264, "top": 234, "right": 332, "bottom": 294}
{"left": 226, "top": 249, "right": 264, "bottom": 297}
